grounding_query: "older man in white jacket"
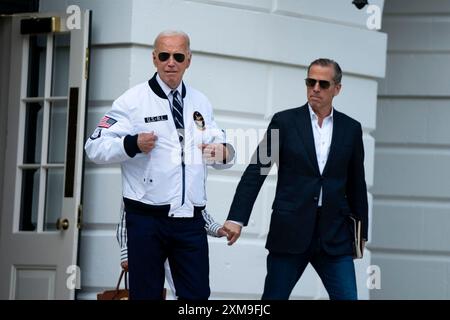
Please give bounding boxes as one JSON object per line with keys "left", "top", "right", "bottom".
{"left": 85, "top": 30, "right": 234, "bottom": 300}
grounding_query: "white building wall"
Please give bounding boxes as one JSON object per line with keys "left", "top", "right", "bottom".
{"left": 40, "top": 0, "right": 386, "bottom": 300}
{"left": 373, "top": 0, "right": 450, "bottom": 299}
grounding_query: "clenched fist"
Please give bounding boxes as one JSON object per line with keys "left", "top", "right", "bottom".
{"left": 137, "top": 132, "right": 158, "bottom": 153}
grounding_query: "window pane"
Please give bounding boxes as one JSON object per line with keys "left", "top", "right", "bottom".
{"left": 27, "top": 34, "right": 47, "bottom": 98}
{"left": 48, "top": 101, "right": 67, "bottom": 163}
{"left": 51, "top": 33, "right": 70, "bottom": 97}
{"left": 23, "top": 102, "right": 43, "bottom": 164}
{"left": 19, "top": 169, "right": 40, "bottom": 231}
{"left": 44, "top": 168, "right": 64, "bottom": 231}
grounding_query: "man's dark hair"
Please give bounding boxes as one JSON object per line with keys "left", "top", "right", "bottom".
{"left": 307, "top": 58, "right": 342, "bottom": 84}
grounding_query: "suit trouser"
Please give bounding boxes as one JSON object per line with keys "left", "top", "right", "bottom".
{"left": 126, "top": 206, "right": 210, "bottom": 300}
{"left": 262, "top": 209, "right": 357, "bottom": 300}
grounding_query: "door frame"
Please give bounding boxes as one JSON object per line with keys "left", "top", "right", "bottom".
{"left": 0, "top": 10, "right": 91, "bottom": 299}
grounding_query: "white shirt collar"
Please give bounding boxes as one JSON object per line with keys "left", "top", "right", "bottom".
{"left": 156, "top": 73, "right": 183, "bottom": 98}
{"left": 308, "top": 103, "right": 334, "bottom": 122}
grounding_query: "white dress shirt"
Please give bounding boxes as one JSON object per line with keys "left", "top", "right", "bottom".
{"left": 308, "top": 104, "right": 334, "bottom": 206}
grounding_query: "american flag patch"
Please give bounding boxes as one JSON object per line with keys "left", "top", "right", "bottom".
{"left": 97, "top": 116, "right": 117, "bottom": 128}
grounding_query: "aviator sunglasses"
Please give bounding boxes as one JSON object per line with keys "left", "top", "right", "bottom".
{"left": 158, "top": 52, "right": 186, "bottom": 63}
{"left": 305, "top": 78, "right": 333, "bottom": 89}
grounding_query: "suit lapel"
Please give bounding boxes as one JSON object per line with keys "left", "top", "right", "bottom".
{"left": 322, "top": 109, "right": 346, "bottom": 176}
{"left": 295, "top": 105, "right": 320, "bottom": 175}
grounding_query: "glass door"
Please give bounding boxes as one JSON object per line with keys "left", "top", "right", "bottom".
{"left": 0, "top": 10, "right": 91, "bottom": 300}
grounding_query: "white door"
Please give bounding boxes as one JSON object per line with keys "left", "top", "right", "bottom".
{"left": 0, "top": 10, "right": 91, "bottom": 300}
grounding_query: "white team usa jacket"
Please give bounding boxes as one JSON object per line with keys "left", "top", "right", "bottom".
{"left": 85, "top": 73, "right": 234, "bottom": 217}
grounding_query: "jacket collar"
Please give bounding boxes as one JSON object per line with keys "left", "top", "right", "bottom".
{"left": 322, "top": 107, "right": 345, "bottom": 176}
{"left": 147, "top": 72, "right": 186, "bottom": 99}
{"left": 296, "top": 104, "right": 320, "bottom": 174}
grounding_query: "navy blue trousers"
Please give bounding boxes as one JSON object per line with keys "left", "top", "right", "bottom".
{"left": 262, "top": 218, "right": 357, "bottom": 300}
{"left": 126, "top": 210, "right": 210, "bottom": 300}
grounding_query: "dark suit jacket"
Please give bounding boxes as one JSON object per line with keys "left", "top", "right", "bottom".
{"left": 227, "top": 103, "right": 368, "bottom": 256}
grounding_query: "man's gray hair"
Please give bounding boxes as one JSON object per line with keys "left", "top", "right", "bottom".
{"left": 153, "top": 30, "right": 191, "bottom": 52}
{"left": 307, "top": 58, "right": 342, "bottom": 84}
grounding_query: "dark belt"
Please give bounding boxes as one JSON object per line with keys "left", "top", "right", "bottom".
{"left": 123, "top": 197, "right": 205, "bottom": 218}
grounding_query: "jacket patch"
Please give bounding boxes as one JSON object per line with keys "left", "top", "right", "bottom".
{"left": 90, "top": 127, "right": 102, "bottom": 140}
{"left": 97, "top": 116, "right": 117, "bottom": 128}
{"left": 193, "top": 111, "right": 205, "bottom": 130}
{"left": 145, "top": 115, "right": 168, "bottom": 123}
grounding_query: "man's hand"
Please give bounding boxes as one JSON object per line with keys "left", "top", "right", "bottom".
{"left": 223, "top": 221, "right": 242, "bottom": 246}
{"left": 137, "top": 132, "right": 157, "bottom": 153}
{"left": 121, "top": 260, "right": 128, "bottom": 271}
{"left": 199, "top": 143, "right": 227, "bottom": 163}
{"left": 216, "top": 227, "right": 228, "bottom": 238}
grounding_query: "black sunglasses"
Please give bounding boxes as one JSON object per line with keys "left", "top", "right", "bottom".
{"left": 305, "top": 78, "right": 332, "bottom": 89}
{"left": 158, "top": 52, "right": 186, "bottom": 63}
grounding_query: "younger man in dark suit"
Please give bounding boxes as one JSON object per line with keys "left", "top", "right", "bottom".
{"left": 224, "top": 58, "right": 368, "bottom": 300}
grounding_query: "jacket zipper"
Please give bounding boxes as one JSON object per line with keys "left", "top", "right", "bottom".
{"left": 181, "top": 149, "right": 186, "bottom": 205}
{"left": 169, "top": 98, "right": 186, "bottom": 207}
